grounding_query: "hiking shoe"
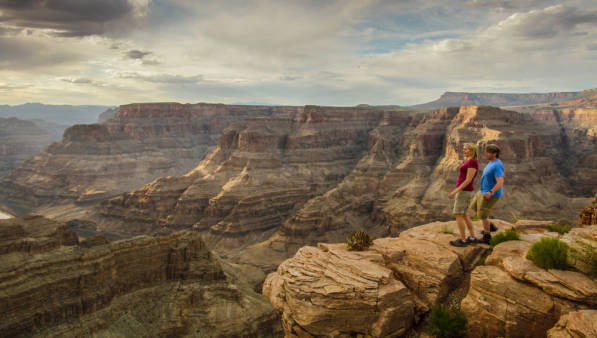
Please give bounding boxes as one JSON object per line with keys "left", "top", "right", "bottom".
{"left": 480, "top": 233, "right": 491, "bottom": 245}
{"left": 465, "top": 237, "right": 478, "bottom": 245}
{"left": 450, "top": 238, "right": 468, "bottom": 247}
{"left": 490, "top": 222, "right": 498, "bottom": 232}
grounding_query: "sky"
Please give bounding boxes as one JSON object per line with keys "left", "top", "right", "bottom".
{"left": 0, "top": 0, "right": 596, "bottom": 106}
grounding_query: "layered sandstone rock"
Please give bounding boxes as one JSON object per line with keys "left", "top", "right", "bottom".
{"left": 98, "top": 106, "right": 408, "bottom": 243}
{"left": 262, "top": 220, "right": 492, "bottom": 337}
{"left": 0, "top": 216, "right": 282, "bottom": 337}
{"left": 410, "top": 90, "right": 585, "bottom": 110}
{"left": 462, "top": 224, "right": 597, "bottom": 338}
{"left": 579, "top": 195, "right": 597, "bottom": 226}
{"left": 547, "top": 310, "right": 597, "bottom": 338}
{"left": 0, "top": 103, "right": 299, "bottom": 214}
{"left": 0, "top": 117, "right": 56, "bottom": 178}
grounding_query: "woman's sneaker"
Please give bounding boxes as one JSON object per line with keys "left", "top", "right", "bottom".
{"left": 450, "top": 238, "right": 468, "bottom": 247}
{"left": 465, "top": 237, "right": 478, "bottom": 245}
{"left": 490, "top": 222, "right": 498, "bottom": 232}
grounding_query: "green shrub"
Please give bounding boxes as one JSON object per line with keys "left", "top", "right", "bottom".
{"left": 489, "top": 229, "right": 520, "bottom": 247}
{"left": 440, "top": 224, "right": 454, "bottom": 234}
{"left": 426, "top": 305, "right": 467, "bottom": 338}
{"left": 346, "top": 231, "right": 373, "bottom": 251}
{"left": 472, "top": 215, "right": 480, "bottom": 221}
{"left": 527, "top": 238, "right": 569, "bottom": 270}
{"left": 511, "top": 211, "right": 522, "bottom": 224}
{"left": 548, "top": 223, "right": 571, "bottom": 235}
{"left": 570, "top": 240, "right": 597, "bottom": 276}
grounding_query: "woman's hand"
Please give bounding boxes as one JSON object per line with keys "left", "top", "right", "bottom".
{"left": 448, "top": 191, "right": 456, "bottom": 199}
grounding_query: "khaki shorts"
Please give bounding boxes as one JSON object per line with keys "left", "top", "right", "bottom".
{"left": 453, "top": 190, "right": 474, "bottom": 214}
{"left": 469, "top": 192, "right": 500, "bottom": 219}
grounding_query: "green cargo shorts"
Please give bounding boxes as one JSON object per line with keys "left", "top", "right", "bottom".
{"left": 469, "top": 192, "right": 500, "bottom": 219}
{"left": 453, "top": 190, "right": 474, "bottom": 214}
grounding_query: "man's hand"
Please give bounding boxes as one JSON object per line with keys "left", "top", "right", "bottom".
{"left": 483, "top": 191, "right": 492, "bottom": 200}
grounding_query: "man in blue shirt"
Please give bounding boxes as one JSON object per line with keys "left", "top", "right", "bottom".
{"left": 467, "top": 144, "right": 504, "bottom": 244}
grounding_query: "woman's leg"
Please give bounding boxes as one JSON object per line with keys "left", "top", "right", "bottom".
{"left": 464, "top": 213, "right": 475, "bottom": 238}
{"left": 454, "top": 214, "right": 466, "bottom": 240}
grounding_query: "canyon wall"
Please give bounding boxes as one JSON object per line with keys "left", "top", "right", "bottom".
{"left": 0, "top": 103, "right": 300, "bottom": 213}
{"left": 0, "top": 117, "right": 56, "bottom": 178}
{"left": 92, "top": 105, "right": 596, "bottom": 271}
{"left": 0, "top": 215, "right": 282, "bottom": 337}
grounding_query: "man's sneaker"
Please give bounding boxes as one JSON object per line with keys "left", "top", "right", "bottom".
{"left": 490, "top": 222, "right": 498, "bottom": 232}
{"left": 480, "top": 233, "right": 491, "bottom": 244}
{"left": 450, "top": 238, "right": 468, "bottom": 247}
{"left": 465, "top": 237, "right": 478, "bottom": 245}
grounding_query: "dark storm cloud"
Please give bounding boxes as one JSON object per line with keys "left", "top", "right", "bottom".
{"left": 506, "top": 5, "right": 597, "bottom": 39}
{"left": 0, "top": 36, "right": 81, "bottom": 69}
{"left": 126, "top": 49, "right": 152, "bottom": 59}
{"left": 0, "top": 0, "right": 148, "bottom": 37}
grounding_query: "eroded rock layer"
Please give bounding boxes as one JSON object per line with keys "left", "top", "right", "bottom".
{"left": 0, "top": 103, "right": 299, "bottom": 213}
{"left": 0, "top": 117, "right": 56, "bottom": 178}
{"left": 0, "top": 216, "right": 282, "bottom": 337}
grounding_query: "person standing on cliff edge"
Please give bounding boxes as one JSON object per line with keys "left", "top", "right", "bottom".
{"left": 468, "top": 144, "right": 504, "bottom": 244}
{"left": 449, "top": 143, "right": 479, "bottom": 247}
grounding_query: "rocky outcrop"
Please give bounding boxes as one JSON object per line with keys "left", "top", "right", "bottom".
{"left": 0, "top": 103, "right": 300, "bottom": 214}
{"left": 0, "top": 216, "right": 282, "bottom": 337}
{"left": 262, "top": 220, "right": 493, "bottom": 337}
{"left": 410, "top": 90, "right": 587, "bottom": 110}
{"left": 97, "top": 107, "right": 117, "bottom": 122}
{"left": 0, "top": 117, "right": 56, "bottom": 178}
{"left": 461, "top": 224, "right": 597, "bottom": 338}
{"left": 579, "top": 195, "right": 597, "bottom": 226}
{"left": 547, "top": 310, "right": 597, "bottom": 338}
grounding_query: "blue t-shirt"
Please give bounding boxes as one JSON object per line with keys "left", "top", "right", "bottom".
{"left": 480, "top": 159, "right": 504, "bottom": 197}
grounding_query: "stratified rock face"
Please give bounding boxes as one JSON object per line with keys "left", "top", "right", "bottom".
{"left": 461, "top": 225, "right": 597, "bottom": 338}
{"left": 0, "top": 103, "right": 299, "bottom": 213}
{"left": 579, "top": 195, "right": 597, "bottom": 226}
{"left": 410, "top": 90, "right": 586, "bottom": 110}
{"left": 99, "top": 106, "right": 404, "bottom": 241}
{"left": 97, "top": 107, "right": 117, "bottom": 122}
{"left": 0, "top": 117, "right": 55, "bottom": 178}
{"left": 262, "top": 220, "right": 492, "bottom": 337}
{"left": 547, "top": 310, "right": 597, "bottom": 338}
{"left": 0, "top": 216, "right": 282, "bottom": 337}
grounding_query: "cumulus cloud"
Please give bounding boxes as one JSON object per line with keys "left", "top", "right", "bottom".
{"left": 0, "top": 0, "right": 150, "bottom": 37}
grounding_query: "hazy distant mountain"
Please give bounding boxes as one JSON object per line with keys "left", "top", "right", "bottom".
{"left": 409, "top": 89, "right": 594, "bottom": 110}
{"left": 0, "top": 103, "right": 111, "bottom": 125}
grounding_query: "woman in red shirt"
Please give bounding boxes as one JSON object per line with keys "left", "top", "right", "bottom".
{"left": 449, "top": 143, "right": 479, "bottom": 247}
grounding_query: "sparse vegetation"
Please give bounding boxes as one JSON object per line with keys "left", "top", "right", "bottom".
{"left": 472, "top": 215, "right": 480, "bottom": 221}
{"left": 476, "top": 256, "right": 486, "bottom": 266}
{"left": 426, "top": 305, "right": 467, "bottom": 338}
{"left": 570, "top": 240, "right": 597, "bottom": 276}
{"left": 510, "top": 211, "right": 522, "bottom": 224}
{"left": 489, "top": 229, "right": 520, "bottom": 247}
{"left": 527, "top": 238, "right": 569, "bottom": 270}
{"left": 440, "top": 224, "right": 454, "bottom": 234}
{"left": 548, "top": 223, "right": 571, "bottom": 235}
{"left": 346, "top": 231, "right": 373, "bottom": 251}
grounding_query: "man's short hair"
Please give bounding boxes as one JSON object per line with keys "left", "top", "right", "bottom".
{"left": 485, "top": 144, "right": 500, "bottom": 158}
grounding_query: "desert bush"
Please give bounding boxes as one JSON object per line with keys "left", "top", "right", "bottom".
{"left": 489, "top": 229, "right": 520, "bottom": 247}
{"left": 511, "top": 211, "right": 522, "bottom": 224}
{"left": 548, "top": 223, "right": 571, "bottom": 235}
{"left": 527, "top": 238, "right": 569, "bottom": 270}
{"left": 346, "top": 231, "right": 373, "bottom": 251}
{"left": 570, "top": 240, "right": 597, "bottom": 276}
{"left": 426, "top": 305, "right": 467, "bottom": 338}
{"left": 440, "top": 224, "right": 454, "bottom": 234}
